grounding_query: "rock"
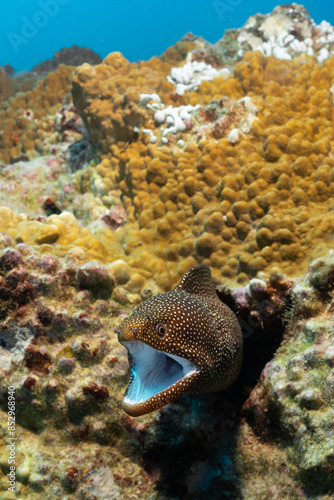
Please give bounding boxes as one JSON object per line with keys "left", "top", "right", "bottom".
{"left": 32, "top": 45, "right": 102, "bottom": 75}
{"left": 76, "top": 262, "right": 115, "bottom": 298}
{"left": 243, "top": 253, "right": 334, "bottom": 494}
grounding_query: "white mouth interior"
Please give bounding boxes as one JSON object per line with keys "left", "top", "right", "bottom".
{"left": 121, "top": 340, "right": 198, "bottom": 405}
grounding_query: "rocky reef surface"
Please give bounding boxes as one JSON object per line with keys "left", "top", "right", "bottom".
{"left": 0, "top": 3, "right": 334, "bottom": 499}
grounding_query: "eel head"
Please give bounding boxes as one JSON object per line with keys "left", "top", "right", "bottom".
{"left": 117, "top": 264, "right": 242, "bottom": 416}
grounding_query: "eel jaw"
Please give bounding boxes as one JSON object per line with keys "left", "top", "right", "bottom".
{"left": 120, "top": 340, "right": 199, "bottom": 417}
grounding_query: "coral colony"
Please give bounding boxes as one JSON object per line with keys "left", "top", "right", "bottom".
{"left": 0, "top": 4, "right": 334, "bottom": 498}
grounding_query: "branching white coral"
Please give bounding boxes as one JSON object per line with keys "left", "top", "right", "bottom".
{"left": 140, "top": 94, "right": 200, "bottom": 139}
{"left": 238, "top": 8, "right": 334, "bottom": 63}
{"left": 167, "top": 61, "right": 229, "bottom": 96}
{"left": 155, "top": 105, "right": 201, "bottom": 136}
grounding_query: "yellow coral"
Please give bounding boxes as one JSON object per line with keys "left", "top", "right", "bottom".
{"left": 0, "top": 65, "right": 74, "bottom": 164}
{"left": 2, "top": 48, "right": 334, "bottom": 290}
{"left": 89, "top": 51, "right": 334, "bottom": 287}
{"left": 5, "top": 210, "right": 113, "bottom": 262}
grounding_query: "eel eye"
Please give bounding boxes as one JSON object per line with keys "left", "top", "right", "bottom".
{"left": 155, "top": 323, "right": 167, "bottom": 337}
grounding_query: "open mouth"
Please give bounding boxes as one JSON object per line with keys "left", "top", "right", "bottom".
{"left": 120, "top": 340, "right": 199, "bottom": 405}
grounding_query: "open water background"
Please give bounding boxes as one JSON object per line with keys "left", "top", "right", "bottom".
{"left": 1, "top": 0, "right": 334, "bottom": 71}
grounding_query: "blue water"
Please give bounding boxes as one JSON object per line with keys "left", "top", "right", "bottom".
{"left": 1, "top": 0, "right": 334, "bottom": 71}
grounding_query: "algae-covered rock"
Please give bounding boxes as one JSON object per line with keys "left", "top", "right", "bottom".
{"left": 0, "top": 238, "right": 158, "bottom": 498}
{"left": 0, "top": 244, "right": 333, "bottom": 498}
{"left": 242, "top": 253, "right": 334, "bottom": 496}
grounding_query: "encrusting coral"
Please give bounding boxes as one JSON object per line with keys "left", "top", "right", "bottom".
{"left": 0, "top": 64, "right": 74, "bottom": 165}
{"left": 240, "top": 251, "right": 334, "bottom": 496}
{"left": 0, "top": 68, "right": 15, "bottom": 104}
{"left": 1, "top": 5, "right": 334, "bottom": 291}
{"left": 0, "top": 235, "right": 156, "bottom": 498}
{"left": 72, "top": 42, "right": 334, "bottom": 290}
{"left": 0, "top": 235, "right": 332, "bottom": 497}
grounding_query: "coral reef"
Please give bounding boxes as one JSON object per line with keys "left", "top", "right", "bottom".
{"left": 0, "top": 237, "right": 156, "bottom": 499}
{"left": 0, "top": 64, "right": 74, "bottom": 164}
{"left": 0, "top": 239, "right": 333, "bottom": 498}
{"left": 72, "top": 8, "right": 334, "bottom": 289}
{"left": 166, "top": 60, "right": 230, "bottom": 96}
{"left": 0, "top": 3, "right": 334, "bottom": 498}
{"left": 0, "top": 68, "right": 15, "bottom": 103}
{"left": 71, "top": 51, "right": 176, "bottom": 152}
{"left": 240, "top": 252, "right": 334, "bottom": 497}
{"left": 1, "top": 4, "right": 334, "bottom": 291}
{"left": 215, "top": 3, "right": 334, "bottom": 64}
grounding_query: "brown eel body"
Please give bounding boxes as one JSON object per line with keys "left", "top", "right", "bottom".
{"left": 117, "top": 264, "right": 243, "bottom": 416}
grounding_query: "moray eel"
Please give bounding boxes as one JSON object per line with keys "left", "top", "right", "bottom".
{"left": 117, "top": 264, "right": 242, "bottom": 417}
